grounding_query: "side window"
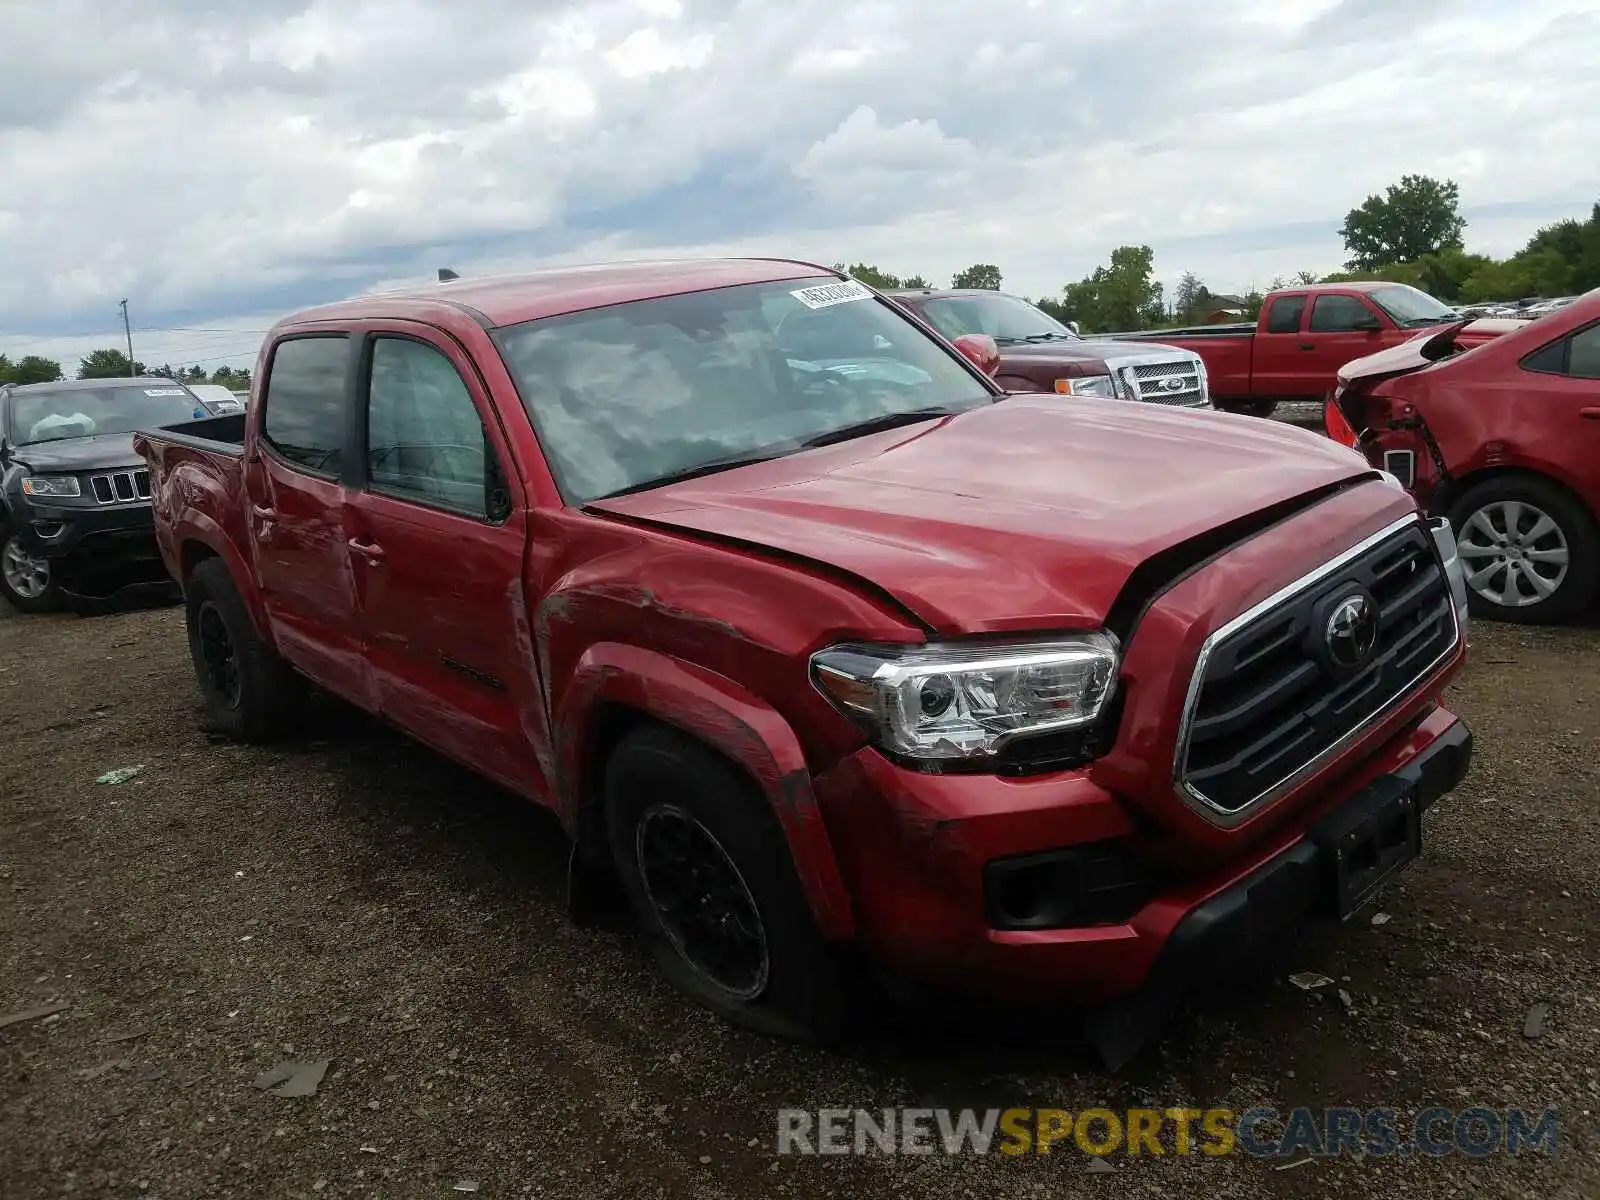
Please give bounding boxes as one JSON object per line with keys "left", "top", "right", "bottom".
{"left": 1309, "top": 295, "right": 1376, "bottom": 332}
{"left": 1521, "top": 323, "right": 1600, "bottom": 379}
{"left": 1567, "top": 324, "right": 1600, "bottom": 379}
{"left": 261, "top": 336, "right": 350, "bottom": 473}
{"left": 365, "top": 337, "right": 508, "bottom": 520}
{"left": 1264, "top": 295, "right": 1306, "bottom": 334}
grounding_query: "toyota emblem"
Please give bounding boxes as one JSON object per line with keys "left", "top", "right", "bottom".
{"left": 1324, "top": 593, "right": 1379, "bottom": 669}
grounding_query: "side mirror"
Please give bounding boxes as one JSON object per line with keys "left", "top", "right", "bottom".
{"left": 952, "top": 333, "right": 1001, "bottom": 376}
{"left": 1353, "top": 314, "right": 1382, "bottom": 332}
{"left": 1066, "top": 321, "right": 1081, "bottom": 336}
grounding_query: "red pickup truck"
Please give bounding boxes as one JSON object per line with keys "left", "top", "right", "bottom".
{"left": 1329, "top": 289, "right": 1600, "bottom": 623}
{"left": 134, "top": 259, "right": 1473, "bottom": 1066}
{"left": 1106, "top": 283, "right": 1519, "bottom": 418}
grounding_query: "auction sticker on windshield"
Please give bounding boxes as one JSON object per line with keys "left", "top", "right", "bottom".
{"left": 791, "top": 280, "right": 874, "bottom": 310}
{"left": 144, "top": 388, "right": 188, "bottom": 396}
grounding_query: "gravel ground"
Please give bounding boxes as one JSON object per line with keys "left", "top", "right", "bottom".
{"left": 3, "top": 575, "right": 1598, "bottom": 1197}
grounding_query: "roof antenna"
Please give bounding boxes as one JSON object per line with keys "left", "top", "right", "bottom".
{"left": 438, "top": 268, "right": 460, "bottom": 282}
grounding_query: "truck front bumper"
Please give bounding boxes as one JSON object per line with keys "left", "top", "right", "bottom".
{"left": 813, "top": 704, "right": 1471, "bottom": 1058}
{"left": 16, "top": 499, "right": 178, "bottom": 603}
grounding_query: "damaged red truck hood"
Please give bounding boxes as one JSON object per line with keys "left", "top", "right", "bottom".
{"left": 589, "top": 395, "right": 1376, "bottom": 635}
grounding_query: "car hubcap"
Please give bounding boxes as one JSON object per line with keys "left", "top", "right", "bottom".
{"left": 196, "top": 601, "right": 242, "bottom": 708}
{"left": 1456, "top": 499, "right": 1570, "bottom": 609}
{"left": 2, "top": 536, "right": 51, "bottom": 599}
{"left": 635, "top": 804, "right": 770, "bottom": 1000}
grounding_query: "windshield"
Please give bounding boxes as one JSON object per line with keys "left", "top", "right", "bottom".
{"left": 1369, "top": 285, "right": 1459, "bottom": 326}
{"left": 7, "top": 383, "right": 203, "bottom": 446}
{"left": 914, "top": 293, "right": 1079, "bottom": 345}
{"left": 494, "top": 277, "right": 994, "bottom": 503}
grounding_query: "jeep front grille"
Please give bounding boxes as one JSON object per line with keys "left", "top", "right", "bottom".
{"left": 1174, "top": 517, "right": 1459, "bottom": 823}
{"left": 89, "top": 469, "right": 151, "bottom": 505}
{"left": 1123, "top": 360, "right": 1207, "bottom": 408}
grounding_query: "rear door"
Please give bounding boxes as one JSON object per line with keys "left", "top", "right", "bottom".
{"left": 1517, "top": 318, "right": 1600, "bottom": 513}
{"left": 342, "top": 322, "right": 544, "bottom": 797}
{"left": 1250, "top": 292, "right": 1310, "bottom": 398}
{"left": 249, "top": 332, "right": 374, "bottom": 706}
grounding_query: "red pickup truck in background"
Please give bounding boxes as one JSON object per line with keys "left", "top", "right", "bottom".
{"left": 134, "top": 259, "right": 1473, "bottom": 1067}
{"left": 1329, "top": 288, "right": 1600, "bottom": 623}
{"left": 1106, "top": 283, "right": 1520, "bottom": 419}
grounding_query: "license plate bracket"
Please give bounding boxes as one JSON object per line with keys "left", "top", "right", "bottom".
{"left": 1309, "top": 774, "right": 1421, "bottom": 921}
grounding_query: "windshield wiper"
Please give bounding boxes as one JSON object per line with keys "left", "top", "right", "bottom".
{"left": 1019, "top": 332, "right": 1076, "bottom": 343}
{"left": 592, "top": 450, "right": 787, "bottom": 499}
{"left": 799, "top": 407, "right": 961, "bottom": 449}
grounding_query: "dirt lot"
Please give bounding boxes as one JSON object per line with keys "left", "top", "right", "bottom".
{"left": 3, "top": 588, "right": 1598, "bottom": 1198}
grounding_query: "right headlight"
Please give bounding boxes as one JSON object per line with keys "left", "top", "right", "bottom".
{"left": 21, "top": 474, "right": 82, "bottom": 498}
{"left": 810, "top": 634, "right": 1120, "bottom": 763}
{"left": 1054, "top": 374, "right": 1117, "bottom": 399}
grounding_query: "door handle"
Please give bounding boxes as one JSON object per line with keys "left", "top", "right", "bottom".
{"left": 347, "top": 537, "right": 386, "bottom": 562}
{"left": 1581, "top": 407, "right": 1600, "bottom": 420}
{"left": 1299, "top": 343, "right": 1316, "bottom": 351}
{"left": 251, "top": 503, "right": 278, "bottom": 520}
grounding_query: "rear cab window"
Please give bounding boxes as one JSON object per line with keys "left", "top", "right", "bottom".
{"left": 1264, "top": 295, "right": 1306, "bottom": 334}
{"left": 260, "top": 336, "right": 351, "bottom": 475}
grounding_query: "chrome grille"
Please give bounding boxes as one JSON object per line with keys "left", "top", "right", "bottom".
{"left": 1173, "top": 518, "right": 1459, "bottom": 824}
{"left": 89, "top": 469, "right": 152, "bottom": 505}
{"left": 1123, "top": 360, "right": 1207, "bottom": 407}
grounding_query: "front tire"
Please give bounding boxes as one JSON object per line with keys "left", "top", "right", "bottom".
{"left": 184, "top": 557, "right": 305, "bottom": 740}
{"left": 1447, "top": 475, "right": 1599, "bottom": 624}
{"left": 603, "top": 725, "right": 846, "bottom": 1041}
{"left": 0, "top": 528, "right": 62, "bottom": 613}
{"left": 1223, "top": 399, "right": 1278, "bottom": 419}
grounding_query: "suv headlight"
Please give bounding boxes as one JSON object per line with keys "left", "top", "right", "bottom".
{"left": 21, "top": 474, "right": 82, "bottom": 498}
{"left": 811, "top": 634, "right": 1119, "bottom": 762}
{"left": 1054, "top": 375, "right": 1117, "bottom": 398}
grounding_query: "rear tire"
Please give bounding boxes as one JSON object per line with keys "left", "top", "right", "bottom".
{"left": 184, "top": 557, "right": 304, "bottom": 740}
{"left": 1446, "top": 475, "right": 1599, "bottom": 624}
{"left": 603, "top": 724, "right": 847, "bottom": 1041}
{"left": 0, "top": 528, "right": 62, "bottom": 614}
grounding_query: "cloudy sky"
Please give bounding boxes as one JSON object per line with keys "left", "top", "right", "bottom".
{"left": 2, "top": 0, "right": 1596, "bottom": 374}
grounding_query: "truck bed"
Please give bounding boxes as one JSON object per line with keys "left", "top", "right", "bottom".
{"left": 132, "top": 413, "right": 252, "bottom": 588}
{"left": 1099, "top": 322, "right": 1255, "bottom": 340}
{"left": 138, "top": 412, "right": 247, "bottom": 455}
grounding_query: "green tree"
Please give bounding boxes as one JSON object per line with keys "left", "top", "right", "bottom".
{"left": 951, "top": 263, "right": 1002, "bottom": 290}
{"left": 11, "top": 355, "right": 64, "bottom": 384}
{"left": 1053, "top": 245, "right": 1164, "bottom": 333}
{"left": 1340, "top": 174, "right": 1467, "bottom": 270}
{"left": 844, "top": 263, "right": 902, "bottom": 290}
{"left": 77, "top": 349, "right": 146, "bottom": 379}
{"left": 1172, "top": 271, "right": 1206, "bottom": 323}
{"left": 1520, "top": 202, "right": 1600, "bottom": 293}
{"left": 210, "top": 366, "right": 251, "bottom": 390}
{"left": 900, "top": 274, "right": 931, "bottom": 289}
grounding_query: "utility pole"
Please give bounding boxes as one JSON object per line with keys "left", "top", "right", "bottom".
{"left": 119, "top": 299, "right": 134, "bottom": 374}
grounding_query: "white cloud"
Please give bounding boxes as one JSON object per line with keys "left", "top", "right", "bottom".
{"left": 1, "top": 0, "right": 1597, "bottom": 374}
